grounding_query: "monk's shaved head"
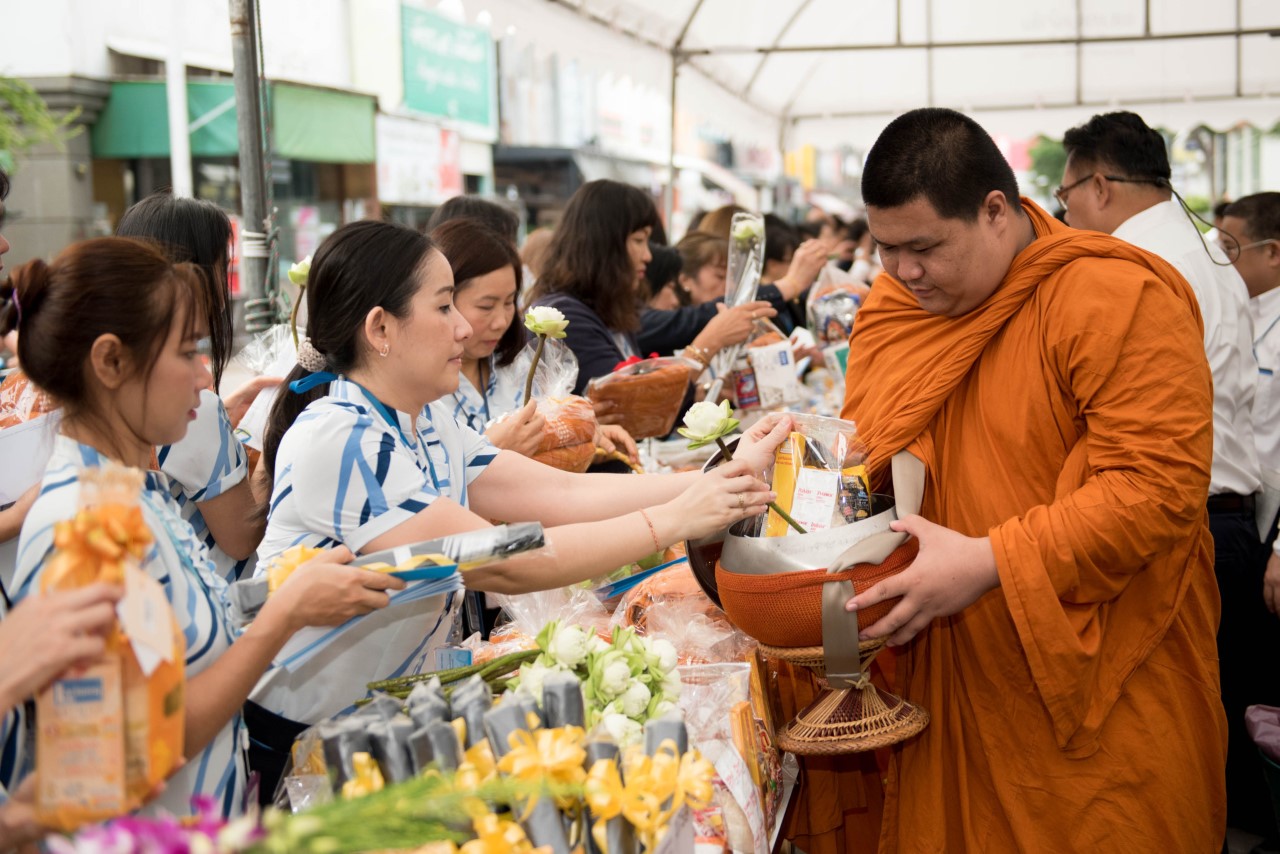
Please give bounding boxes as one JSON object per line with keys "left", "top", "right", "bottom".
{"left": 862, "top": 108, "right": 1022, "bottom": 222}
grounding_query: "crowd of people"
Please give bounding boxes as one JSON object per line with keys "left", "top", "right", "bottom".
{"left": 0, "top": 104, "right": 1277, "bottom": 851}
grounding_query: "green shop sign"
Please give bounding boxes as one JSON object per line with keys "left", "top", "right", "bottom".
{"left": 401, "top": 4, "right": 494, "bottom": 131}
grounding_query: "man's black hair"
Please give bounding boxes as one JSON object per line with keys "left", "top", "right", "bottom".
{"left": 1224, "top": 192, "right": 1280, "bottom": 243}
{"left": 861, "top": 108, "right": 1022, "bottom": 222}
{"left": 1062, "top": 111, "right": 1171, "bottom": 183}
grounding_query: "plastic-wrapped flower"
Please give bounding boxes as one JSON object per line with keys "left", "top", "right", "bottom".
{"left": 524, "top": 306, "right": 569, "bottom": 339}
{"left": 522, "top": 306, "right": 571, "bottom": 401}
{"left": 288, "top": 255, "right": 312, "bottom": 286}
{"left": 731, "top": 217, "right": 763, "bottom": 245}
{"left": 677, "top": 400, "right": 739, "bottom": 450}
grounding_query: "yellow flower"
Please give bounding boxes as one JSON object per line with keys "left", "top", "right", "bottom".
{"left": 340, "top": 752, "right": 385, "bottom": 799}
{"left": 456, "top": 740, "right": 497, "bottom": 791}
{"left": 496, "top": 727, "right": 587, "bottom": 806}
{"left": 459, "top": 814, "right": 534, "bottom": 854}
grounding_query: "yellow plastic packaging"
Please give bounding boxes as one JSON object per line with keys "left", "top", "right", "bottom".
{"left": 35, "top": 465, "right": 186, "bottom": 832}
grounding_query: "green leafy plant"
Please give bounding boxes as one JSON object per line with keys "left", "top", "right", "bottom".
{"left": 0, "top": 76, "right": 83, "bottom": 172}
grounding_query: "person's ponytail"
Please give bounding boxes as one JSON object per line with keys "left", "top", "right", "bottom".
{"left": 261, "top": 364, "right": 330, "bottom": 482}
{"left": 1, "top": 258, "right": 53, "bottom": 338}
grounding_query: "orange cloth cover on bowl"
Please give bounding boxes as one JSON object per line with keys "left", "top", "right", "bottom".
{"left": 714, "top": 539, "right": 919, "bottom": 648}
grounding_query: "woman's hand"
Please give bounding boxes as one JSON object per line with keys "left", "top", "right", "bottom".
{"left": 483, "top": 401, "right": 546, "bottom": 458}
{"left": 594, "top": 423, "right": 639, "bottom": 463}
{"left": 846, "top": 514, "right": 1000, "bottom": 646}
{"left": 731, "top": 414, "right": 794, "bottom": 474}
{"left": 0, "top": 584, "right": 121, "bottom": 713}
{"left": 265, "top": 546, "right": 406, "bottom": 633}
{"left": 774, "top": 238, "right": 835, "bottom": 300}
{"left": 653, "top": 459, "right": 775, "bottom": 543}
{"left": 693, "top": 301, "right": 775, "bottom": 354}
{"left": 223, "top": 376, "right": 283, "bottom": 428}
{"left": 591, "top": 397, "right": 626, "bottom": 426}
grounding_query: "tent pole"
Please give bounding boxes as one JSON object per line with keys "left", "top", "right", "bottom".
{"left": 666, "top": 50, "right": 679, "bottom": 229}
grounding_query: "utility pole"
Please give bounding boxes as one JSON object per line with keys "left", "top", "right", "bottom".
{"left": 229, "top": 0, "right": 274, "bottom": 328}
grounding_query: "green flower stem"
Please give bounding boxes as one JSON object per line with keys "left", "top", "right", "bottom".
{"left": 367, "top": 649, "right": 540, "bottom": 694}
{"left": 523, "top": 333, "right": 548, "bottom": 403}
{"left": 715, "top": 437, "right": 807, "bottom": 534}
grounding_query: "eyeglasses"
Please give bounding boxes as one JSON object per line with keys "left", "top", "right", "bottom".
{"left": 1217, "top": 236, "right": 1279, "bottom": 263}
{"left": 1053, "top": 173, "right": 1169, "bottom": 210}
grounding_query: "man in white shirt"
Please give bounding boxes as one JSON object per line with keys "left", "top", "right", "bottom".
{"left": 1059, "top": 111, "right": 1270, "bottom": 841}
{"left": 1224, "top": 193, "right": 1280, "bottom": 601}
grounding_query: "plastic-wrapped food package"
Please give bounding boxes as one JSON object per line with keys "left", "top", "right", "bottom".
{"left": 506, "top": 337, "right": 598, "bottom": 472}
{"left": 731, "top": 319, "right": 803, "bottom": 412}
{"left": 35, "top": 464, "right": 186, "bottom": 831}
{"left": 586, "top": 356, "right": 694, "bottom": 440}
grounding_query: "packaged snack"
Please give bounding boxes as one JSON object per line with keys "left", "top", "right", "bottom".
{"left": 507, "top": 337, "right": 598, "bottom": 472}
{"left": 35, "top": 464, "right": 186, "bottom": 832}
{"left": 805, "top": 275, "right": 870, "bottom": 348}
{"left": 764, "top": 419, "right": 870, "bottom": 537}
{"left": 586, "top": 356, "right": 694, "bottom": 440}
{"left": 732, "top": 319, "right": 802, "bottom": 412}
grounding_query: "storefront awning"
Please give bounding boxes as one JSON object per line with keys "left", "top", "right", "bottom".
{"left": 91, "top": 80, "right": 376, "bottom": 163}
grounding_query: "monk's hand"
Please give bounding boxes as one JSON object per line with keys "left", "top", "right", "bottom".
{"left": 846, "top": 514, "right": 1000, "bottom": 646}
{"left": 1265, "top": 551, "right": 1280, "bottom": 616}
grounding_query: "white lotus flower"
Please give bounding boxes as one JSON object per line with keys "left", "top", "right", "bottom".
{"left": 288, "top": 255, "right": 312, "bottom": 286}
{"left": 650, "top": 638, "right": 679, "bottom": 674}
{"left": 524, "top": 306, "right": 569, "bottom": 339}
{"left": 677, "top": 400, "right": 740, "bottom": 449}
{"left": 601, "top": 712, "right": 643, "bottom": 747}
{"left": 547, "top": 623, "right": 591, "bottom": 669}
{"left": 731, "top": 217, "right": 763, "bottom": 244}
{"left": 619, "top": 681, "right": 652, "bottom": 718}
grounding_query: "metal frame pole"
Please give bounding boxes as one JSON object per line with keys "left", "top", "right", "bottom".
{"left": 230, "top": 0, "right": 271, "bottom": 312}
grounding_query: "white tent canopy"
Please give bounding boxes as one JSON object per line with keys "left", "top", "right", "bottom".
{"left": 545, "top": 0, "right": 1280, "bottom": 149}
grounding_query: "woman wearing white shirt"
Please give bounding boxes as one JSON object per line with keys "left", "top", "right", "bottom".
{"left": 431, "top": 218, "right": 541, "bottom": 454}
{"left": 2, "top": 238, "right": 400, "bottom": 817}
{"left": 251, "top": 220, "right": 785, "bottom": 750}
{"left": 117, "top": 192, "right": 277, "bottom": 582}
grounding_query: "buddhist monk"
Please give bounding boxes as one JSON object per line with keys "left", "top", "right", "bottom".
{"left": 841, "top": 108, "right": 1227, "bottom": 852}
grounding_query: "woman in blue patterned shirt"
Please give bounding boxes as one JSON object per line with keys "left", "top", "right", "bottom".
{"left": 3, "top": 238, "right": 401, "bottom": 818}
{"left": 253, "top": 220, "right": 788, "bottom": 738}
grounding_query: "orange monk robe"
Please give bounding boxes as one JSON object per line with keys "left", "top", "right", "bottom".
{"left": 842, "top": 199, "right": 1227, "bottom": 852}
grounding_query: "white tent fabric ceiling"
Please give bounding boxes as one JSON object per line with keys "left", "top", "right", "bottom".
{"left": 550, "top": 0, "right": 1280, "bottom": 146}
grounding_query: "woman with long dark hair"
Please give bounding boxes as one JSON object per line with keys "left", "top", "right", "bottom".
{"left": 527, "top": 180, "right": 666, "bottom": 393}
{"left": 115, "top": 192, "right": 276, "bottom": 581}
{"left": 1, "top": 238, "right": 396, "bottom": 816}
{"left": 431, "top": 219, "right": 541, "bottom": 453}
{"left": 250, "top": 218, "right": 787, "bottom": 744}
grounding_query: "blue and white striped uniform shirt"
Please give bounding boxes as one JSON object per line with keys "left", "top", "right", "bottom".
{"left": 250, "top": 377, "right": 498, "bottom": 723}
{"left": 447, "top": 356, "right": 525, "bottom": 434}
{"left": 12, "top": 437, "right": 246, "bottom": 818}
{"left": 159, "top": 389, "right": 252, "bottom": 582}
{"left": 0, "top": 594, "right": 22, "bottom": 805}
